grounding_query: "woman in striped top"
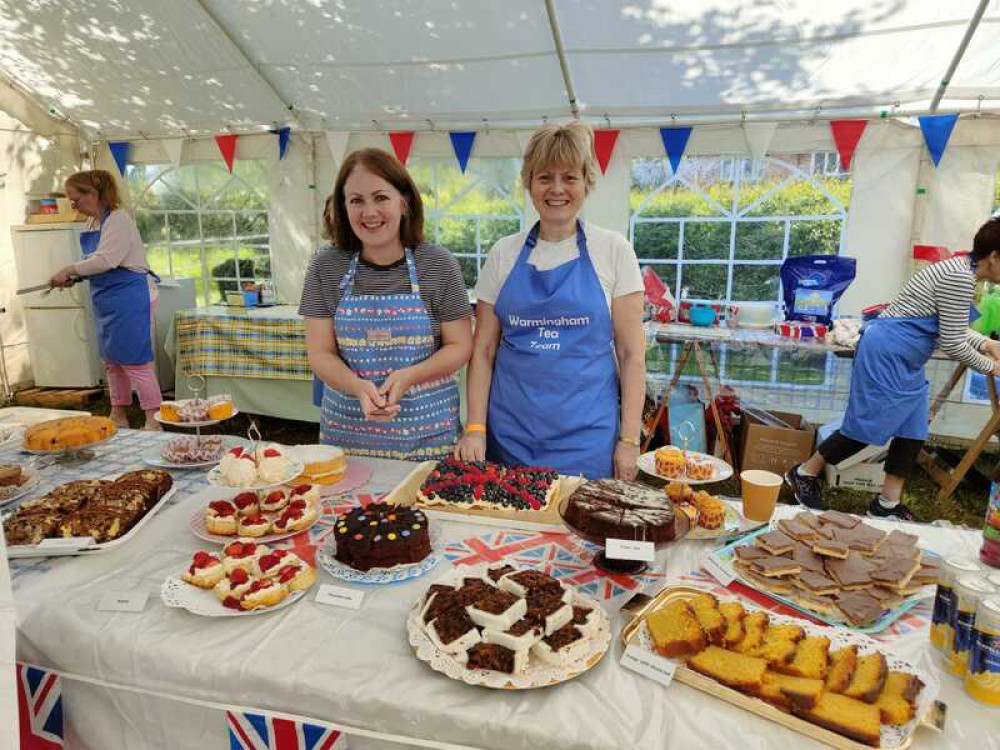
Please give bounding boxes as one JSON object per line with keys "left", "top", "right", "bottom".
{"left": 786, "top": 217, "right": 1000, "bottom": 521}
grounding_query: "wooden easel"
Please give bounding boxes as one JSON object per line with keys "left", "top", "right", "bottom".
{"left": 918, "top": 363, "right": 1000, "bottom": 500}
{"left": 642, "top": 339, "right": 734, "bottom": 467}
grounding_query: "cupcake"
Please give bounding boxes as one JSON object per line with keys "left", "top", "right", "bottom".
{"left": 654, "top": 446, "right": 685, "bottom": 478}
{"left": 159, "top": 402, "right": 181, "bottom": 422}
{"left": 206, "top": 395, "right": 235, "bottom": 421}
{"left": 685, "top": 456, "right": 715, "bottom": 481}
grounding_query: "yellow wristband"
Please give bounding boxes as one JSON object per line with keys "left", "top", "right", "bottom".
{"left": 465, "top": 423, "right": 486, "bottom": 434}
{"left": 618, "top": 436, "right": 640, "bottom": 447}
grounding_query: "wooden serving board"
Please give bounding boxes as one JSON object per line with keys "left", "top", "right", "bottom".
{"left": 384, "top": 461, "right": 586, "bottom": 534}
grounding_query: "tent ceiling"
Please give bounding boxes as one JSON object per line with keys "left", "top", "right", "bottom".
{"left": 1, "top": 0, "right": 999, "bottom": 138}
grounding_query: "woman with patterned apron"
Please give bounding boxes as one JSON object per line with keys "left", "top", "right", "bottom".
{"left": 300, "top": 149, "right": 472, "bottom": 460}
{"left": 456, "top": 122, "right": 646, "bottom": 479}
{"left": 51, "top": 170, "right": 162, "bottom": 430}
{"left": 786, "top": 218, "right": 1000, "bottom": 521}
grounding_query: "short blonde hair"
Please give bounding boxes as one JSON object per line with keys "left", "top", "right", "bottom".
{"left": 65, "top": 170, "right": 121, "bottom": 211}
{"left": 520, "top": 121, "right": 598, "bottom": 194}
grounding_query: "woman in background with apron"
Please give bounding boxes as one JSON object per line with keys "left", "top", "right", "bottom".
{"left": 299, "top": 149, "right": 472, "bottom": 459}
{"left": 786, "top": 217, "right": 1000, "bottom": 521}
{"left": 455, "top": 122, "right": 646, "bottom": 479}
{"left": 50, "top": 170, "right": 162, "bottom": 431}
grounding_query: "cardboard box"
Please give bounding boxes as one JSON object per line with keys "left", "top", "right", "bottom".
{"left": 739, "top": 410, "right": 815, "bottom": 477}
{"left": 824, "top": 460, "right": 886, "bottom": 492}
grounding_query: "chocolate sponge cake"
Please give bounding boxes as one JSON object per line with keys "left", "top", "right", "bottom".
{"left": 334, "top": 502, "right": 431, "bottom": 571}
{"left": 563, "top": 479, "right": 683, "bottom": 542}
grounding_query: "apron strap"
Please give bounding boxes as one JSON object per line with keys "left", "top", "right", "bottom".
{"left": 339, "top": 249, "right": 419, "bottom": 297}
{"left": 404, "top": 248, "right": 419, "bottom": 294}
{"left": 339, "top": 252, "right": 362, "bottom": 296}
{"left": 515, "top": 220, "right": 587, "bottom": 266}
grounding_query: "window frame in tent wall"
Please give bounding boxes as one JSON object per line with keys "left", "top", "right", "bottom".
{"left": 408, "top": 158, "right": 525, "bottom": 289}
{"left": 632, "top": 153, "right": 852, "bottom": 391}
{"left": 125, "top": 161, "right": 273, "bottom": 306}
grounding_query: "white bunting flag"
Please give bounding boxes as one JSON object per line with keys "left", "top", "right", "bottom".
{"left": 743, "top": 122, "right": 778, "bottom": 160}
{"left": 161, "top": 138, "right": 184, "bottom": 168}
{"left": 325, "top": 131, "right": 351, "bottom": 166}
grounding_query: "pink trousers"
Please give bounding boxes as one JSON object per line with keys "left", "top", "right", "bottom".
{"left": 104, "top": 296, "right": 162, "bottom": 411}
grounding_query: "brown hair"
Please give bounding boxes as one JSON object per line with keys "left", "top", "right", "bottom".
{"left": 520, "top": 121, "right": 598, "bottom": 194}
{"left": 64, "top": 169, "right": 121, "bottom": 211}
{"left": 324, "top": 148, "right": 424, "bottom": 253}
{"left": 973, "top": 217, "right": 1000, "bottom": 261}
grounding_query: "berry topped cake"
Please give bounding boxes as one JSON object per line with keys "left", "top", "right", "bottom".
{"left": 417, "top": 457, "right": 560, "bottom": 512}
{"left": 333, "top": 502, "right": 431, "bottom": 571}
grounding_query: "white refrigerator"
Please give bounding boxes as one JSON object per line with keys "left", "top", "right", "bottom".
{"left": 11, "top": 223, "right": 105, "bottom": 388}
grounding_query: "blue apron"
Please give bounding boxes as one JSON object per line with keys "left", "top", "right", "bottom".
{"left": 80, "top": 212, "right": 156, "bottom": 365}
{"left": 841, "top": 296, "right": 981, "bottom": 445}
{"left": 320, "top": 249, "right": 460, "bottom": 460}
{"left": 487, "top": 221, "right": 619, "bottom": 478}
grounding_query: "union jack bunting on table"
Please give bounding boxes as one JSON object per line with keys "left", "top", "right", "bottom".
{"left": 444, "top": 530, "right": 662, "bottom": 601}
{"left": 16, "top": 662, "right": 63, "bottom": 750}
{"left": 227, "top": 710, "right": 345, "bottom": 750}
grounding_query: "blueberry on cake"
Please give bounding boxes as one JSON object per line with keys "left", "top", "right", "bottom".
{"left": 417, "top": 457, "right": 560, "bottom": 512}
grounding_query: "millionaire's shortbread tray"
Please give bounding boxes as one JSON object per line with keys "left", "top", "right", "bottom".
{"left": 636, "top": 590, "right": 935, "bottom": 748}
{"left": 721, "top": 511, "right": 939, "bottom": 629}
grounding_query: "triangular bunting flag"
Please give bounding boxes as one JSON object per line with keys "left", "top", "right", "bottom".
{"left": 325, "top": 131, "right": 351, "bottom": 166}
{"left": 108, "top": 141, "right": 130, "bottom": 176}
{"left": 388, "top": 131, "right": 415, "bottom": 165}
{"left": 214, "top": 134, "right": 239, "bottom": 173}
{"left": 659, "top": 127, "right": 692, "bottom": 175}
{"left": 829, "top": 120, "right": 868, "bottom": 170}
{"left": 919, "top": 114, "right": 959, "bottom": 167}
{"left": 593, "top": 129, "right": 620, "bottom": 175}
{"left": 161, "top": 138, "right": 184, "bottom": 169}
{"left": 17, "top": 662, "right": 64, "bottom": 748}
{"left": 743, "top": 122, "right": 777, "bottom": 161}
{"left": 516, "top": 130, "right": 534, "bottom": 156}
{"left": 271, "top": 126, "right": 291, "bottom": 160}
{"left": 449, "top": 131, "right": 477, "bottom": 173}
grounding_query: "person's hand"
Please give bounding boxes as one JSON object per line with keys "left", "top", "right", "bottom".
{"left": 613, "top": 440, "right": 639, "bottom": 480}
{"left": 379, "top": 367, "right": 416, "bottom": 407}
{"left": 356, "top": 379, "right": 399, "bottom": 421}
{"left": 455, "top": 432, "right": 487, "bottom": 461}
{"left": 984, "top": 340, "right": 1000, "bottom": 361}
{"left": 49, "top": 268, "right": 75, "bottom": 288}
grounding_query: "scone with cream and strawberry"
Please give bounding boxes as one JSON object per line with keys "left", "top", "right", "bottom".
{"left": 240, "top": 577, "right": 288, "bottom": 610}
{"left": 181, "top": 551, "right": 224, "bottom": 588}
{"left": 205, "top": 500, "right": 239, "bottom": 535}
{"left": 214, "top": 566, "right": 254, "bottom": 601}
{"left": 222, "top": 540, "right": 269, "bottom": 574}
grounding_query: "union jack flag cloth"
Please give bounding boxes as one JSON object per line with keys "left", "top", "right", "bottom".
{"left": 227, "top": 710, "right": 346, "bottom": 750}
{"left": 16, "top": 662, "right": 63, "bottom": 750}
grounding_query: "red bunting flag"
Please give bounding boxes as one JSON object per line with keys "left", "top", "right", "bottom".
{"left": 388, "top": 131, "right": 415, "bottom": 165}
{"left": 214, "top": 134, "right": 239, "bottom": 173}
{"left": 829, "top": 120, "right": 867, "bottom": 170}
{"left": 593, "top": 129, "right": 620, "bottom": 175}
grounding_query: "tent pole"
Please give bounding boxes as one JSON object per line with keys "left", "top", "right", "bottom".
{"left": 929, "top": 0, "right": 990, "bottom": 112}
{"left": 543, "top": 0, "right": 580, "bottom": 119}
{"left": 189, "top": 0, "right": 297, "bottom": 125}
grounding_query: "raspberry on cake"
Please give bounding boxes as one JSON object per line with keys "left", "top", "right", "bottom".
{"left": 239, "top": 577, "right": 288, "bottom": 610}
{"left": 205, "top": 500, "right": 238, "bottom": 535}
{"left": 214, "top": 567, "right": 254, "bottom": 601}
{"left": 417, "top": 457, "right": 560, "bottom": 513}
{"left": 259, "top": 488, "right": 289, "bottom": 513}
{"left": 181, "top": 551, "right": 224, "bottom": 588}
{"left": 237, "top": 513, "right": 271, "bottom": 538}
{"left": 232, "top": 491, "right": 260, "bottom": 517}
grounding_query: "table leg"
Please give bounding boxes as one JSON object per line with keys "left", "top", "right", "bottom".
{"left": 642, "top": 342, "right": 693, "bottom": 452}
{"left": 929, "top": 363, "right": 966, "bottom": 421}
{"left": 918, "top": 362, "right": 968, "bottom": 498}
{"left": 693, "top": 342, "right": 733, "bottom": 467}
{"left": 936, "top": 407, "right": 1000, "bottom": 500}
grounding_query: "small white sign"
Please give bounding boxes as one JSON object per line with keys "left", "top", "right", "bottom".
{"left": 703, "top": 555, "right": 735, "bottom": 586}
{"left": 606, "top": 538, "right": 655, "bottom": 562}
{"left": 315, "top": 584, "right": 364, "bottom": 610}
{"left": 39, "top": 536, "right": 95, "bottom": 550}
{"left": 97, "top": 591, "right": 149, "bottom": 613}
{"left": 621, "top": 644, "right": 677, "bottom": 687}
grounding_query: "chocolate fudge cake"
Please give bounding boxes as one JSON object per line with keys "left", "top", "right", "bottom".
{"left": 562, "top": 479, "right": 683, "bottom": 543}
{"left": 334, "top": 502, "right": 431, "bottom": 571}
{"left": 417, "top": 457, "right": 560, "bottom": 512}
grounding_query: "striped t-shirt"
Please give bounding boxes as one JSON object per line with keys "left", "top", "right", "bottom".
{"left": 298, "top": 243, "right": 471, "bottom": 347}
{"left": 881, "top": 256, "right": 994, "bottom": 373}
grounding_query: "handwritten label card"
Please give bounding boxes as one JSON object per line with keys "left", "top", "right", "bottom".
{"left": 621, "top": 644, "right": 677, "bottom": 687}
{"left": 606, "top": 539, "right": 655, "bottom": 562}
{"left": 315, "top": 584, "right": 364, "bottom": 610}
{"left": 96, "top": 591, "right": 149, "bottom": 613}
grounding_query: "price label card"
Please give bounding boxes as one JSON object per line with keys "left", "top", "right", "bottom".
{"left": 702, "top": 555, "right": 735, "bottom": 586}
{"left": 621, "top": 644, "right": 676, "bottom": 687}
{"left": 606, "top": 539, "right": 655, "bottom": 562}
{"left": 97, "top": 591, "right": 149, "bottom": 613}
{"left": 39, "top": 536, "right": 95, "bottom": 550}
{"left": 315, "top": 584, "right": 364, "bottom": 610}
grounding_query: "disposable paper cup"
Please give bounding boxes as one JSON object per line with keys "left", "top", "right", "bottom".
{"left": 740, "top": 469, "right": 783, "bottom": 522}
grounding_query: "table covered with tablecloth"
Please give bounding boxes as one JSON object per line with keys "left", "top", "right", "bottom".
{"left": 5, "top": 430, "right": 995, "bottom": 750}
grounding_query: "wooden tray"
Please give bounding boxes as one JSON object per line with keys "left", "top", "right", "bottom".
{"left": 620, "top": 586, "right": 945, "bottom": 750}
{"left": 384, "top": 461, "right": 585, "bottom": 533}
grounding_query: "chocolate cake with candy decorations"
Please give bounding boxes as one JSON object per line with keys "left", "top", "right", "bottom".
{"left": 333, "top": 501, "right": 431, "bottom": 571}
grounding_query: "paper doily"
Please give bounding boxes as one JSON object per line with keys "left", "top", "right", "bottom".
{"left": 635, "top": 596, "right": 939, "bottom": 749}
{"left": 407, "top": 564, "right": 612, "bottom": 689}
{"left": 160, "top": 576, "right": 307, "bottom": 617}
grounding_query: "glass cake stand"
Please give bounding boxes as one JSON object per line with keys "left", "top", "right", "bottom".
{"left": 558, "top": 494, "right": 690, "bottom": 575}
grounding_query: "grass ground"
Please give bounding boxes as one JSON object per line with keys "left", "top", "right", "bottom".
{"left": 92, "top": 395, "right": 990, "bottom": 530}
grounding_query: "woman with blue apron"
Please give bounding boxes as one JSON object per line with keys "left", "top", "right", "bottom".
{"left": 299, "top": 149, "right": 471, "bottom": 460}
{"left": 51, "top": 170, "right": 162, "bottom": 430}
{"left": 786, "top": 218, "right": 1000, "bottom": 521}
{"left": 455, "top": 122, "right": 646, "bottom": 479}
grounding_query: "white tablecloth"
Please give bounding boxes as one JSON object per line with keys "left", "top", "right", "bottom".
{"left": 5, "top": 433, "right": 995, "bottom": 749}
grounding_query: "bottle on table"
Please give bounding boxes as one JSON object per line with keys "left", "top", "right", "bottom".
{"left": 931, "top": 557, "right": 984, "bottom": 650}
{"left": 946, "top": 574, "right": 997, "bottom": 677}
{"left": 965, "top": 595, "right": 1000, "bottom": 705}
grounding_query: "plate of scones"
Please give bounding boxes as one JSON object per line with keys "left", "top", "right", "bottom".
{"left": 190, "top": 484, "right": 321, "bottom": 544}
{"left": 407, "top": 563, "right": 611, "bottom": 689}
